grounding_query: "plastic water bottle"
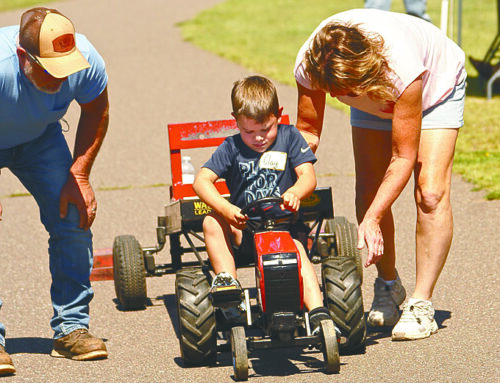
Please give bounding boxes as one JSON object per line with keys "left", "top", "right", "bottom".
{"left": 181, "top": 156, "right": 196, "bottom": 184}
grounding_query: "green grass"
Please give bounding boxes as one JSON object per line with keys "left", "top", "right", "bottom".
{"left": 180, "top": 0, "right": 500, "bottom": 199}
{"left": 0, "top": 0, "right": 55, "bottom": 12}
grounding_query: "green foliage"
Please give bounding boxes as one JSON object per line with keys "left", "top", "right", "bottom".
{"left": 0, "top": 0, "right": 55, "bottom": 12}
{"left": 180, "top": 0, "right": 500, "bottom": 199}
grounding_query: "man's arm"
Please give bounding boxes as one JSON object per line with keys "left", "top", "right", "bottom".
{"left": 296, "top": 82, "right": 326, "bottom": 153}
{"left": 59, "top": 86, "right": 109, "bottom": 230}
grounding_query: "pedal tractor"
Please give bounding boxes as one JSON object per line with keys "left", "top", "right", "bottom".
{"left": 112, "top": 117, "right": 366, "bottom": 380}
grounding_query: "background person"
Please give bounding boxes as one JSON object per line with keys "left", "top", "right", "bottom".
{"left": 0, "top": 7, "right": 109, "bottom": 374}
{"left": 294, "top": 8, "right": 465, "bottom": 341}
{"left": 365, "top": 0, "right": 432, "bottom": 22}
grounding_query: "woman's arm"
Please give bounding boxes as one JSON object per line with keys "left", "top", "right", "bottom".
{"left": 359, "top": 75, "right": 423, "bottom": 266}
{"left": 296, "top": 82, "right": 326, "bottom": 153}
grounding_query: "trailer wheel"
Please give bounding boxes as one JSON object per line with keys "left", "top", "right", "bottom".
{"left": 322, "top": 257, "right": 366, "bottom": 354}
{"left": 231, "top": 326, "right": 248, "bottom": 381}
{"left": 325, "top": 217, "right": 363, "bottom": 283}
{"left": 113, "top": 235, "right": 147, "bottom": 310}
{"left": 176, "top": 268, "right": 217, "bottom": 366}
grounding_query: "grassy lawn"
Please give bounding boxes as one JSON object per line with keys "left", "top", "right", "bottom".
{"left": 0, "top": 0, "right": 54, "bottom": 12}
{"left": 180, "top": 0, "right": 500, "bottom": 200}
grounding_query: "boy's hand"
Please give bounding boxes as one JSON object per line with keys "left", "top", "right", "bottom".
{"left": 281, "top": 191, "right": 300, "bottom": 212}
{"left": 223, "top": 204, "right": 248, "bottom": 230}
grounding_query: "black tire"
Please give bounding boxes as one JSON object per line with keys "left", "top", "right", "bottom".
{"left": 231, "top": 326, "right": 248, "bottom": 381}
{"left": 322, "top": 257, "right": 366, "bottom": 354}
{"left": 175, "top": 268, "right": 217, "bottom": 366}
{"left": 112, "top": 235, "right": 147, "bottom": 310}
{"left": 320, "top": 320, "right": 340, "bottom": 374}
{"left": 325, "top": 217, "right": 363, "bottom": 283}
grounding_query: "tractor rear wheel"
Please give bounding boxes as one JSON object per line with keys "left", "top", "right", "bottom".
{"left": 325, "top": 217, "right": 363, "bottom": 283}
{"left": 322, "top": 257, "right": 366, "bottom": 354}
{"left": 175, "top": 268, "right": 217, "bottom": 366}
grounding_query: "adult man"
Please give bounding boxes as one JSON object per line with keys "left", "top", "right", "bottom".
{"left": 0, "top": 7, "right": 109, "bottom": 375}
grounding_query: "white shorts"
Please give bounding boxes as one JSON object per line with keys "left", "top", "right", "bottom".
{"left": 350, "top": 79, "right": 466, "bottom": 131}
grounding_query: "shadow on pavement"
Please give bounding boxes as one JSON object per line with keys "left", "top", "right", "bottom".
{"left": 161, "top": 293, "right": 180, "bottom": 339}
{"left": 6, "top": 337, "right": 53, "bottom": 355}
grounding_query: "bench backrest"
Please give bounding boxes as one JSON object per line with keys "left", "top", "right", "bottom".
{"left": 168, "top": 115, "right": 290, "bottom": 200}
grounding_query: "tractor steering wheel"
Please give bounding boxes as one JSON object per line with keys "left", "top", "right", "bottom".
{"left": 240, "top": 196, "right": 299, "bottom": 232}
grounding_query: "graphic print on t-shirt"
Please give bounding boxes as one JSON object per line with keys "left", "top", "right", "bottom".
{"left": 240, "top": 151, "right": 287, "bottom": 204}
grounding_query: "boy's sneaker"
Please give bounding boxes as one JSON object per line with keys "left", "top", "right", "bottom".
{"left": 392, "top": 299, "right": 438, "bottom": 341}
{"left": 367, "top": 272, "right": 406, "bottom": 327}
{"left": 308, "top": 307, "right": 340, "bottom": 338}
{"left": 51, "top": 329, "right": 108, "bottom": 361}
{"left": 209, "top": 272, "right": 243, "bottom": 308}
{"left": 0, "top": 346, "right": 15, "bottom": 376}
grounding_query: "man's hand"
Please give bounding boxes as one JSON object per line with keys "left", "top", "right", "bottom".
{"left": 59, "top": 173, "right": 97, "bottom": 230}
{"left": 357, "top": 218, "right": 384, "bottom": 267}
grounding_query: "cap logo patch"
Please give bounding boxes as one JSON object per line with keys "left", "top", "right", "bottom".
{"left": 52, "top": 34, "right": 75, "bottom": 53}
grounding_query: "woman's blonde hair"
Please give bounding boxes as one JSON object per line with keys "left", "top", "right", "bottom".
{"left": 304, "top": 22, "right": 397, "bottom": 102}
{"left": 231, "top": 75, "right": 280, "bottom": 123}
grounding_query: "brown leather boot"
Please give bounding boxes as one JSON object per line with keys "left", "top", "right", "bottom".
{"left": 51, "top": 329, "right": 108, "bottom": 361}
{"left": 0, "top": 345, "right": 15, "bottom": 376}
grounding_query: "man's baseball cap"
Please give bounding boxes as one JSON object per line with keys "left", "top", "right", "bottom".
{"left": 19, "top": 7, "right": 90, "bottom": 78}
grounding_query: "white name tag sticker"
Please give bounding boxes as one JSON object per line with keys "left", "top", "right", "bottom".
{"left": 259, "top": 151, "right": 287, "bottom": 171}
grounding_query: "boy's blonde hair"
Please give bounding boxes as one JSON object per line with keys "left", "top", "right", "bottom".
{"left": 304, "top": 22, "right": 397, "bottom": 103}
{"left": 231, "top": 75, "right": 280, "bottom": 123}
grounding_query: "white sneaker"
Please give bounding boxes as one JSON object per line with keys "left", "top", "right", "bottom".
{"left": 392, "top": 299, "right": 438, "bottom": 340}
{"left": 367, "top": 272, "right": 406, "bottom": 327}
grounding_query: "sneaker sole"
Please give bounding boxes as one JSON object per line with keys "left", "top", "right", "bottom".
{"left": 0, "top": 364, "right": 16, "bottom": 376}
{"left": 392, "top": 321, "right": 438, "bottom": 341}
{"left": 367, "top": 313, "right": 400, "bottom": 327}
{"left": 51, "top": 349, "right": 108, "bottom": 361}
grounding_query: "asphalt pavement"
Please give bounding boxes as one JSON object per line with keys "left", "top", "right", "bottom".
{"left": 0, "top": 0, "right": 499, "bottom": 382}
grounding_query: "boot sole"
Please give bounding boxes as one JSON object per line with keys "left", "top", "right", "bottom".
{"left": 0, "top": 364, "right": 16, "bottom": 376}
{"left": 51, "top": 349, "right": 108, "bottom": 361}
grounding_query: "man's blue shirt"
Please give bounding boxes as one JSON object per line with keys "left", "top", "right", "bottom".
{"left": 0, "top": 25, "right": 108, "bottom": 149}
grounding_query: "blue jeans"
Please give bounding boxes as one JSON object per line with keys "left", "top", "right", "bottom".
{"left": 0, "top": 123, "right": 94, "bottom": 346}
{"left": 365, "top": 0, "right": 431, "bottom": 21}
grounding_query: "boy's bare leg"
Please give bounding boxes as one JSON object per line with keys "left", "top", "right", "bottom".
{"left": 295, "top": 240, "right": 323, "bottom": 310}
{"left": 203, "top": 213, "right": 241, "bottom": 277}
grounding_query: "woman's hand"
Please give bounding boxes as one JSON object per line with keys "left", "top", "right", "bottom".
{"left": 357, "top": 217, "right": 384, "bottom": 267}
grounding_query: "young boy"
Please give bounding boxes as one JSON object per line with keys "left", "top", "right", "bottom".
{"left": 193, "top": 75, "right": 331, "bottom": 332}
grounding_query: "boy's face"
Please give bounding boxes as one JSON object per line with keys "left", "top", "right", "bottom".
{"left": 235, "top": 114, "right": 279, "bottom": 153}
